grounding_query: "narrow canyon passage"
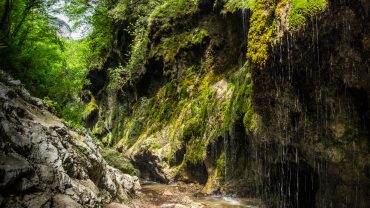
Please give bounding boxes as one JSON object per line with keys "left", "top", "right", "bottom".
{"left": 0, "top": 0, "right": 369, "bottom": 207}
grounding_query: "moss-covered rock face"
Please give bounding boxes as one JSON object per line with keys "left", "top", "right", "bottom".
{"left": 251, "top": 0, "right": 370, "bottom": 207}
{"left": 102, "top": 148, "right": 140, "bottom": 176}
{"left": 87, "top": 0, "right": 253, "bottom": 185}
{"left": 289, "top": 0, "right": 326, "bottom": 30}
{"left": 85, "top": 0, "right": 369, "bottom": 207}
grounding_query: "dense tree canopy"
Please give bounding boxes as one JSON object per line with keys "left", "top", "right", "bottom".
{"left": 0, "top": 0, "right": 125, "bottom": 127}
{"left": 0, "top": 0, "right": 168, "bottom": 127}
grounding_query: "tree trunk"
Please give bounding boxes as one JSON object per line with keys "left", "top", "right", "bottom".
{"left": 10, "top": 0, "right": 36, "bottom": 38}
{"left": 0, "top": 0, "right": 12, "bottom": 40}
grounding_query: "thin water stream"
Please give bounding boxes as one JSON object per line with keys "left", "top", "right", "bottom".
{"left": 134, "top": 181, "right": 261, "bottom": 208}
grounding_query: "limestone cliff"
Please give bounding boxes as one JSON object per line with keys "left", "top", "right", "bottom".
{"left": 0, "top": 71, "right": 140, "bottom": 207}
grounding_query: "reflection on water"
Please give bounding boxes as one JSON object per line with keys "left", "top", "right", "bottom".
{"left": 140, "top": 181, "right": 261, "bottom": 208}
{"left": 193, "top": 195, "right": 260, "bottom": 208}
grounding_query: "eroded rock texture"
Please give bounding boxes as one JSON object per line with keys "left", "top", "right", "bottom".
{"left": 0, "top": 71, "right": 140, "bottom": 208}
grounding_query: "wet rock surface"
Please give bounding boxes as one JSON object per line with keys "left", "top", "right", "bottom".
{"left": 250, "top": 0, "right": 370, "bottom": 207}
{"left": 0, "top": 71, "right": 140, "bottom": 207}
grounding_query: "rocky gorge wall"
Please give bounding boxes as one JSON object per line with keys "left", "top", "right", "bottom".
{"left": 85, "top": 0, "right": 370, "bottom": 207}
{"left": 86, "top": 0, "right": 252, "bottom": 187}
{"left": 250, "top": 0, "right": 370, "bottom": 207}
{"left": 0, "top": 71, "right": 140, "bottom": 207}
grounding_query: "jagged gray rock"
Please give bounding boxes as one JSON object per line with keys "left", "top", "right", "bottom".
{"left": 0, "top": 71, "right": 140, "bottom": 207}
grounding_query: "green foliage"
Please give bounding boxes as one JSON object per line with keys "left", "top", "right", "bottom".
{"left": 221, "top": 0, "right": 244, "bottom": 13}
{"left": 216, "top": 153, "right": 226, "bottom": 183}
{"left": 151, "top": 28, "right": 209, "bottom": 65}
{"left": 106, "top": 0, "right": 203, "bottom": 80}
{"left": 184, "top": 137, "right": 208, "bottom": 164}
{"left": 83, "top": 95, "right": 97, "bottom": 118}
{"left": 108, "top": 65, "right": 132, "bottom": 91}
{"left": 181, "top": 88, "right": 219, "bottom": 164}
{"left": 0, "top": 0, "right": 90, "bottom": 128}
{"left": 0, "top": 0, "right": 59, "bottom": 39}
{"left": 124, "top": 29, "right": 150, "bottom": 74}
{"left": 220, "top": 0, "right": 255, "bottom": 14}
{"left": 124, "top": 119, "right": 144, "bottom": 147}
{"left": 100, "top": 1, "right": 161, "bottom": 86}
{"left": 102, "top": 148, "right": 140, "bottom": 176}
{"left": 246, "top": 0, "right": 326, "bottom": 65}
{"left": 64, "top": 0, "right": 116, "bottom": 69}
{"left": 182, "top": 118, "right": 203, "bottom": 140}
{"left": 43, "top": 97, "right": 58, "bottom": 112}
{"left": 223, "top": 63, "right": 254, "bottom": 132}
{"left": 19, "top": 38, "right": 89, "bottom": 128}
{"left": 243, "top": 107, "right": 256, "bottom": 134}
{"left": 77, "top": 145, "right": 88, "bottom": 155}
{"left": 289, "top": 0, "right": 326, "bottom": 30}
{"left": 70, "top": 0, "right": 262, "bottom": 183}
{"left": 113, "top": 61, "right": 255, "bottom": 168}
{"left": 150, "top": 0, "right": 199, "bottom": 27}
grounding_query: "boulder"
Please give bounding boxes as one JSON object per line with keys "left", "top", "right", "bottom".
{"left": 0, "top": 71, "right": 141, "bottom": 207}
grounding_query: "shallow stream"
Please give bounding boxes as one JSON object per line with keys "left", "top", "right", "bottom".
{"left": 137, "top": 182, "right": 261, "bottom": 208}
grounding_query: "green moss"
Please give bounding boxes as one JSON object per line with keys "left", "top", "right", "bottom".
{"left": 123, "top": 118, "right": 143, "bottom": 147}
{"left": 223, "top": 63, "right": 254, "bottom": 131}
{"left": 198, "top": 72, "right": 219, "bottom": 92}
{"left": 91, "top": 120, "right": 105, "bottom": 136}
{"left": 179, "top": 77, "right": 228, "bottom": 164}
{"left": 149, "top": 0, "right": 199, "bottom": 29}
{"left": 184, "top": 138, "right": 207, "bottom": 164}
{"left": 243, "top": 109, "right": 257, "bottom": 134}
{"left": 220, "top": 0, "right": 255, "bottom": 14}
{"left": 102, "top": 148, "right": 139, "bottom": 176}
{"left": 108, "top": 65, "right": 132, "bottom": 91}
{"left": 102, "top": 133, "right": 113, "bottom": 146}
{"left": 110, "top": 0, "right": 200, "bottom": 78}
{"left": 182, "top": 118, "right": 203, "bottom": 140}
{"left": 149, "top": 141, "right": 162, "bottom": 150}
{"left": 246, "top": 0, "right": 327, "bottom": 65}
{"left": 289, "top": 0, "right": 326, "bottom": 31}
{"left": 145, "top": 83, "right": 180, "bottom": 124}
{"left": 216, "top": 152, "right": 226, "bottom": 184}
{"left": 245, "top": 0, "right": 326, "bottom": 65}
{"left": 83, "top": 95, "right": 98, "bottom": 118}
{"left": 164, "top": 65, "right": 254, "bottom": 166}
{"left": 150, "top": 28, "right": 209, "bottom": 65}
{"left": 100, "top": 59, "right": 255, "bottom": 181}
{"left": 247, "top": 0, "right": 275, "bottom": 66}
{"left": 98, "top": 0, "right": 260, "bottom": 179}
{"left": 143, "top": 71, "right": 223, "bottom": 165}
{"left": 221, "top": 0, "right": 244, "bottom": 14}
{"left": 125, "top": 31, "right": 150, "bottom": 74}
{"left": 43, "top": 96, "right": 58, "bottom": 113}
{"left": 76, "top": 145, "right": 88, "bottom": 156}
